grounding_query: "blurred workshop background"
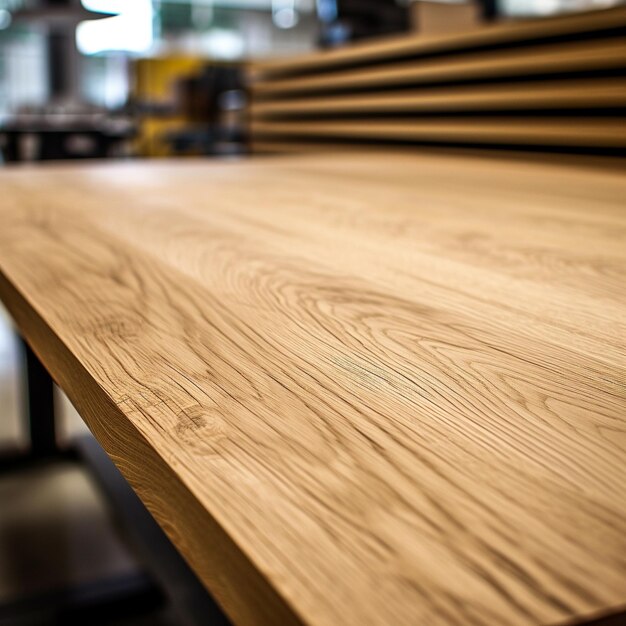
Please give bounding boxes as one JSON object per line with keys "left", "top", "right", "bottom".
{"left": 0, "top": 0, "right": 623, "bottom": 164}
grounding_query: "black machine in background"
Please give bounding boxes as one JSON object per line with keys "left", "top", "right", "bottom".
{"left": 317, "top": 0, "right": 411, "bottom": 46}
{"left": 316, "top": 0, "right": 498, "bottom": 46}
{"left": 0, "top": 0, "right": 134, "bottom": 163}
{"left": 162, "top": 64, "right": 247, "bottom": 157}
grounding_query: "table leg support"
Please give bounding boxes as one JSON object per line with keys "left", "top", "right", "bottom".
{"left": 21, "top": 338, "right": 57, "bottom": 457}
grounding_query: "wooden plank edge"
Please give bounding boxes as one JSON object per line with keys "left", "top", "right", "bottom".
{"left": 249, "top": 39, "right": 626, "bottom": 98}
{"left": 250, "top": 118, "right": 626, "bottom": 147}
{"left": 0, "top": 268, "right": 307, "bottom": 626}
{"left": 249, "top": 80, "right": 626, "bottom": 117}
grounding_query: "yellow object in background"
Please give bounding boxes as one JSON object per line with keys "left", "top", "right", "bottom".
{"left": 132, "top": 56, "right": 205, "bottom": 157}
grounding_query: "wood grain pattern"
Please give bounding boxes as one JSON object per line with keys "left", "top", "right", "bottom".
{"left": 250, "top": 117, "right": 626, "bottom": 147}
{"left": 249, "top": 79, "right": 626, "bottom": 118}
{"left": 249, "top": 5, "right": 626, "bottom": 79}
{"left": 250, "top": 39, "right": 626, "bottom": 98}
{"left": 0, "top": 152, "right": 625, "bottom": 626}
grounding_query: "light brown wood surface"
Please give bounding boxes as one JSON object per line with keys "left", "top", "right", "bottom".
{"left": 0, "top": 152, "right": 625, "bottom": 626}
{"left": 249, "top": 5, "right": 626, "bottom": 79}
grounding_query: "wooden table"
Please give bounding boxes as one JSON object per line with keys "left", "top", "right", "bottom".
{"left": 0, "top": 152, "right": 624, "bottom": 626}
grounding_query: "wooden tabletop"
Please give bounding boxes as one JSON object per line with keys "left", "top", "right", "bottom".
{"left": 0, "top": 152, "right": 624, "bottom": 626}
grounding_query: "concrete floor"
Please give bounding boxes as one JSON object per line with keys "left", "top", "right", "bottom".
{"left": 0, "top": 461, "right": 139, "bottom": 599}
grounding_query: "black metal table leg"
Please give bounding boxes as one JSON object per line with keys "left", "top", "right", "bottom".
{"left": 21, "top": 338, "right": 57, "bottom": 457}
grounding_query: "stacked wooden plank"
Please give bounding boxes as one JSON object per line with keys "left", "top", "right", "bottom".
{"left": 247, "top": 6, "right": 626, "bottom": 154}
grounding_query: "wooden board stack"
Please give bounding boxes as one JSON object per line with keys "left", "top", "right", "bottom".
{"left": 248, "top": 6, "right": 626, "bottom": 154}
